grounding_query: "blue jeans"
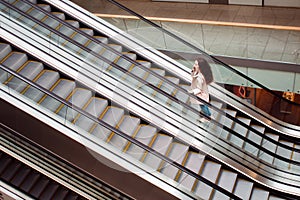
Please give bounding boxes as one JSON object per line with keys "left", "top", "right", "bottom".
{"left": 200, "top": 104, "right": 211, "bottom": 117}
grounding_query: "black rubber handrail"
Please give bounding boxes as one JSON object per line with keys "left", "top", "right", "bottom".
{"left": 7, "top": 0, "right": 300, "bottom": 155}
{"left": 0, "top": 64, "right": 242, "bottom": 200}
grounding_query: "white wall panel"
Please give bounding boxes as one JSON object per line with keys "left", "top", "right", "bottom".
{"left": 264, "top": 0, "right": 300, "bottom": 7}
{"left": 152, "top": 0, "right": 209, "bottom": 3}
{"left": 294, "top": 73, "right": 300, "bottom": 94}
{"left": 248, "top": 68, "right": 295, "bottom": 92}
{"left": 152, "top": 0, "right": 300, "bottom": 7}
{"left": 213, "top": 65, "right": 300, "bottom": 93}
{"left": 229, "top": 0, "right": 262, "bottom": 6}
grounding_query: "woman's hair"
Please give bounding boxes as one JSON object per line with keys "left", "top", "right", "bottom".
{"left": 196, "top": 57, "right": 213, "bottom": 84}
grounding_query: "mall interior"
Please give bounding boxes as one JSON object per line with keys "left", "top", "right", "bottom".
{"left": 0, "top": 0, "right": 300, "bottom": 199}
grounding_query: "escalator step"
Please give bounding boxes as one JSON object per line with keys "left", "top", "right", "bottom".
{"left": 39, "top": 182, "right": 60, "bottom": 200}
{"left": 177, "top": 152, "right": 205, "bottom": 191}
{"left": 143, "top": 133, "right": 173, "bottom": 170}
{"left": 38, "top": 4, "right": 51, "bottom": 12}
{"left": 7, "top": 61, "right": 44, "bottom": 92}
{"left": 75, "top": 97, "right": 108, "bottom": 131}
{"left": 258, "top": 133, "right": 279, "bottom": 164}
{"left": 212, "top": 170, "right": 237, "bottom": 200}
{"left": 22, "top": 70, "right": 60, "bottom": 102}
{"left": 39, "top": 79, "right": 75, "bottom": 112}
{"left": 244, "top": 125, "right": 265, "bottom": 156}
{"left": 52, "top": 12, "right": 65, "bottom": 20}
{"left": 230, "top": 117, "right": 251, "bottom": 148}
{"left": 52, "top": 187, "right": 69, "bottom": 199}
{"left": 57, "top": 88, "right": 92, "bottom": 122}
{"left": 29, "top": 176, "right": 50, "bottom": 198}
{"left": 0, "top": 155, "right": 12, "bottom": 175}
{"left": 66, "top": 20, "right": 80, "bottom": 28}
{"left": 194, "top": 161, "right": 221, "bottom": 200}
{"left": 250, "top": 188, "right": 269, "bottom": 200}
{"left": 20, "top": 171, "right": 41, "bottom": 192}
{"left": 233, "top": 178, "right": 253, "bottom": 200}
{"left": 273, "top": 141, "right": 293, "bottom": 169}
{"left": 10, "top": 166, "right": 32, "bottom": 187}
{"left": 161, "top": 143, "right": 189, "bottom": 180}
{"left": 2, "top": 52, "right": 27, "bottom": 71}
{"left": 291, "top": 144, "right": 300, "bottom": 171}
{"left": 1, "top": 160, "right": 22, "bottom": 182}
{"left": 0, "top": 43, "right": 12, "bottom": 61}
{"left": 91, "top": 106, "right": 124, "bottom": 141}
{"left": 108, "top": 115, "right": 140, "bottom": 150}
{"left": 125, "top": 125, "right": 157, "bottom": 160}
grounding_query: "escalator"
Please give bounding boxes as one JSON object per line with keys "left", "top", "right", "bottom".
{"left": 0, "top": 38, "right": 238, "bottom": 199}
{"left": 0, "top": 38, "right": 289, "bottom": 200}
{"left": 1, "top": 0, "right": 300, "bottom": 199}
{"left": 1, "top": 151, "right": 87, "bottom": 200}
{"left": 0, "top": 123, "right": 135, "bottom": 200}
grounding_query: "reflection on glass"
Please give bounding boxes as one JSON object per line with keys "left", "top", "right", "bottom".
{"left": 101, "top": 10, "right": 300, "bottom": 126}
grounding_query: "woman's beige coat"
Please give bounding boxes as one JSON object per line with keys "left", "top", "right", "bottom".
{"left": 189, "top": 72, "right": 209, "bottom": 105}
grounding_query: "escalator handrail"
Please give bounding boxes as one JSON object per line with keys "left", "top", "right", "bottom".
{"left": 0, "top": 64, "right": 242, "bottom": 200}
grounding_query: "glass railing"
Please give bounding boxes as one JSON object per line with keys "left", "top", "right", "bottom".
{"left": 1, "top": 0, "right": 300, "bottom": 194}
{"left": 101, "top": 16, "right": 300, "bottom": 65}
{"left": 0, "top": 0, "right": 215, "bottom": 132}
{"left": 91, "top": 0, "right": 300, "bottom": 127}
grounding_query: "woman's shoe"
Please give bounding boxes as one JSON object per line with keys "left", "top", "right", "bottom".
{"left": 199, "top": 117, "right": 209, "bottom": 123}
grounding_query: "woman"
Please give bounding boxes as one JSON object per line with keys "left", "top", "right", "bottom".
{"left": 188, "top": 57, "right": 213, "bottom": 122}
